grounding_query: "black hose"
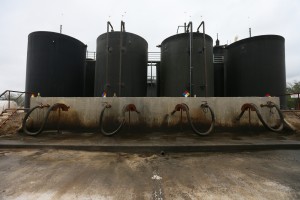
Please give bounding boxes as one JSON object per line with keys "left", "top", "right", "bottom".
{"left": 171, "top": 103, "right": 215, "bottom": 136}
{"left": 260, "top": 102, "right": 284, "bottom": 132}
{"left": 22, "top": 104, "right": 60, "bottom": 136}
{"left": 99, "top": 105, "right": 125, "bottom": 136}
{"left": 237, "top": 102, "right": 284, "bottom": 132}
{"left": 186, "top": 103, "right": 215, "bottom": 136}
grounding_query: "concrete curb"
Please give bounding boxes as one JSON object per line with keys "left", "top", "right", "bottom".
{"left": 1, "top": 143, "right": 300, "bottom": 153}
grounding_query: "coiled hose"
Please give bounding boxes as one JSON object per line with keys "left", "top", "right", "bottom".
{"left": 260, "top": 101, "right": 284, "bottom": 132}
{"left": 237, "top": 101, "right": 284, "bottom": 132}
{"left": 22, "top": 103, "right": 59, "bottom": 136}
{"left": 188, "top": 103, "right": 215, "bottom": 136}
{"left": 171, "top": 103, "right": 215, "bottom": 136}
{"left": 99, "top": 104, "right": 125, "bottom": 136}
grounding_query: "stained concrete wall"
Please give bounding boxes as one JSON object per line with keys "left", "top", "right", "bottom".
{"left": 29, "top": 97, "right": 280, "bottom": 131}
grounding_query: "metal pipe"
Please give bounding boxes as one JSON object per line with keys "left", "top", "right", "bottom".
{"left": 180, "top": 109, "right": 183, "bottom": 132}
{"left": 105, "top": 22, "right": 114, "bottom": 95}
{"left": 177, "top": 25, "right": 186, "bottom": 34}
{"left": 197, "top": 21, "right": 207, "bottom": 96}
{"left": 121, "top": 21, "right": 125, "bottom": 32}
{"left": 119, "top": 21, "right": 124, "bottom": 96}
{"left": 186, "top": 22, "right": 193, "bottom": 96}
{"left": 2, "top": 90, "right": 34, "bottom": 95}
{"left": 150, "top": 63, "right": 152, "bottom": 86}
{"left": 107, "top": 21, "right": 114, "bottom": 32}
{"left": 8, "top": 91, "right": 10, "bottom": 109}
{"left": 57, "top": 107, "right": 61, "bottom": 133}
{"left": 0, "top": 90, "right": 34, "bottom": 100}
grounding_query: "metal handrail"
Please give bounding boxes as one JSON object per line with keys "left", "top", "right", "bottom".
{"left": 86, "top": 51, "right": 96, "bottom": 60}
{"left": 0, "top": 90, "right": 33, "bottom": 98}
{"left": 0, "top": 90, "right": 34, "bottom": 110}
{"left": 148, "top": 52, "right": 161, "bottom": 62}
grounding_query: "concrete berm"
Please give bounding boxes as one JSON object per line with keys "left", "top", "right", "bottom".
{"left": 29, "top": 97, "right": 280, "bottom": 131}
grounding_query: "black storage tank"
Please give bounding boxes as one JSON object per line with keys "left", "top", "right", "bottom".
{"left": 94, "top": 31, "right": 148, "bottom": 97}
{"left": 160, "top": 32, "right": 214, "bottom": 97}
{"left": 213, "top": 40, "right": 227, "bottom": 97}
{"left": 25, "top": 31, "right": 87, "bottom": 107}
{"left": 226, "top": 35, "right": 286, "bottom": 106}
{"left": 84, "top": 58, "right": 96, "bottom": 97}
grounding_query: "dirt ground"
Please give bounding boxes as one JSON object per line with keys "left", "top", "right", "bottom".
{"left": 283, "top": 111, "right": 300, "bottom": 131}
{"left": 0, "top": 112, "right": 299, "bottom": 199}
{"left": 0, "top": 149, "right": 299, "bottom": 200}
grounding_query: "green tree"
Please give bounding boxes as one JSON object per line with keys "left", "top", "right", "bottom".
{"left": 286, "top": 81, "right": 300, "bottom": 109}
{"left": 286, "top": 81, "right": 300, "bottom": 94}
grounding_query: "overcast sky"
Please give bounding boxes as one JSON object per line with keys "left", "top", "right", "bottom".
{"left": 0, "top": 0, "right": 299, "bottom": 93}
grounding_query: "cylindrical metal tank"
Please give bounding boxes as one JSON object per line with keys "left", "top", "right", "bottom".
{"left": 213, "top": 44, "right": 227, "bottom": 97}
{"left": 226, "top": 35, "right": 286, "bottom": 106}
{"left": 25, "top": 31, "right": 87, "bottom": 108}
{"left": 160, "top": 32, "right": 214, "bottom": 97}
{"left": 94, "top": 31, "right": 148, "bottom": 97}
{"left": 84, "top": 58, "right": 96, "bottom": 97}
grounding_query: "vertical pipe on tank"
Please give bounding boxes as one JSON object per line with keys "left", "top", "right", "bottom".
{"left": 187, "top": 22, "right": 193, "bottom": 96}
{"left": 106, "top": 23, "right": 109, "bottom": 93}
{"left": 105, "top": 22, "right": 114, "bottom": 94}
{"left": 119, "top": 22, "right": 124, "bottom": 96}
{"left": 203, "top": 23, "right": 207, "bottom": 97}
{"left": 119, "top": 36, "right": 122, "bottom": 95}
{"left": 197, "top": 21, "right": 207, "bottom": 96}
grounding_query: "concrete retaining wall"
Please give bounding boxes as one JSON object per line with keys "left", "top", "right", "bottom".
{"left": 29, "top": 97, "right": 280, "bottom": 131}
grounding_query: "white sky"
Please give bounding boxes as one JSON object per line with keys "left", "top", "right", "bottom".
{"left": 0, "top": 0, "right": 299, "bottom": 93}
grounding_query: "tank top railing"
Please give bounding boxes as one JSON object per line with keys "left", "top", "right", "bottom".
{"left": 86, "top": 51, "right": 160, "bottom": 63}
{"left": 148, "top": 52, "right": 160, "bottom": 62}
{"left": 86, "top": 51, "right": 96, "bottom": 60}
{"left": 213, "top": 55, "right": 224, "bottom": 63}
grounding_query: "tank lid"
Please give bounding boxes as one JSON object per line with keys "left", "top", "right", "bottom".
{"left": 161, "top": 32, "right": 213, "bottom": 45}
{"left": 97, "top": 31, "right": 148, "bottom": 45}
{"left": 227, "top": 34, "right": 285, "bottom": 49}
{"left": 28, "top": 31, "right": 86, "bottom": 47}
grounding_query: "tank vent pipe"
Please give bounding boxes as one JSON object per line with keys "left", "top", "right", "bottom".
{"left": 107, "top": 21, "right": 114, "bottom": 32}
{"left": 121, "top": 21, "right": 125, "bottom": 32}
{"left": 197, "top": 21, "right": 207, "bottom": 96}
